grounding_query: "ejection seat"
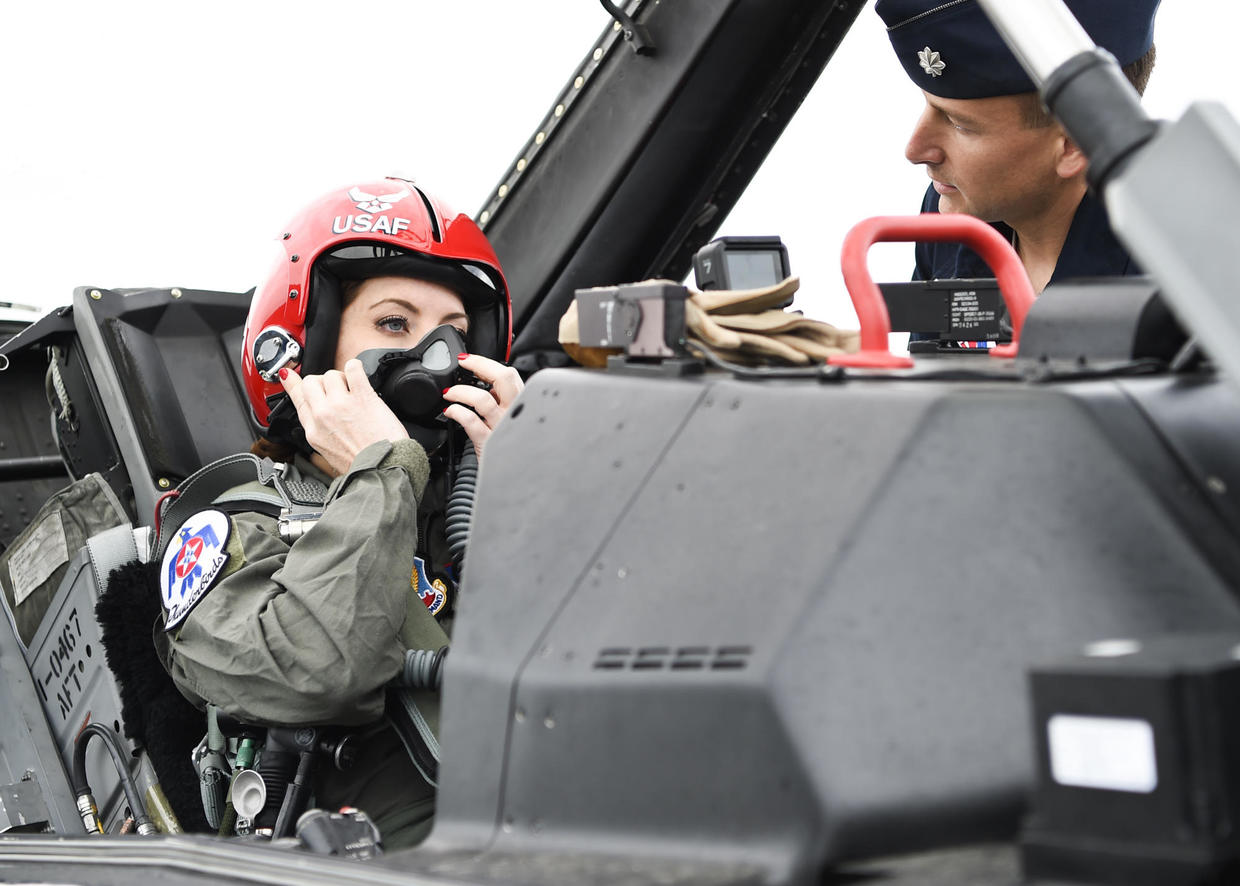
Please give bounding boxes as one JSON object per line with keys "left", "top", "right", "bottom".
{"left": 0, "top": 285, "right": 254, "bottom": 833}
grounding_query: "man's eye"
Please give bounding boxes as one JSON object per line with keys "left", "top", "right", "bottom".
{"left": 939, "top": 110, "right": 970, "bottom": 133}
{"left": 378, "top": 315, "right": 409, "bottom": 333}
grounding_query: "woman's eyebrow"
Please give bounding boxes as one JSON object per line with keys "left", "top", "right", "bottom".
{"left": 372, "top": 297, "right": 469, "bottom": 326}
{"left": 372, "top": 297, "right": 421, "bottom": 314}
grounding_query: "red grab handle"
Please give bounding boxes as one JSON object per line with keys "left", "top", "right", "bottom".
{"left": 832, "top": 214, "right": 1037, "bottom": 366}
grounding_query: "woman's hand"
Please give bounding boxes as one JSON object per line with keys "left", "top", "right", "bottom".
{"left": 443, "top": 353, "right": 524, "bottom": 459}
{"left": 280, "top": 359, "right": 408, "bottom": 476}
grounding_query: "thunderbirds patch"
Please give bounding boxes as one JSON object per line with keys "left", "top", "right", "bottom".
{"left": 411, "top": 556, "right": 448, "bottom": 617}
{"left": 161, "top": 510, "right": 231, "bottom": 631}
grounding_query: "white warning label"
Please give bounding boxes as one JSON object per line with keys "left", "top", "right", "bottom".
{"left": 949, "top": 290, "right": 996, "bottom": 332}
{"left": 7, "top": 511, "right": 69, "bottom": 607}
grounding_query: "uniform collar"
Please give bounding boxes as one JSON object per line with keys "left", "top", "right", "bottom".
{"left": 918, "top": 185, "right": 1137, "bottom": 282}
{"left": 1048, "top": 189, "right": 1139, "bottom": 285}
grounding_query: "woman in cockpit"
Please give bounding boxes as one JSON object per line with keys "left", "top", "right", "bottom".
{"left": 154, "top": 177, "right": 521, "bottom": 847}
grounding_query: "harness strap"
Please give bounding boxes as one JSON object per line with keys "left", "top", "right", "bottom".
{"left": 153, "top": 454, "right": 328, "bottom": 562}
{"left": 212, "top": 481, "right": 288, "bottom": 514}
{"left": 85, "top": 524, "right": 141, "bottom": 597}
{"left": 386, "top": 687, "right": 440, "bottom": 788}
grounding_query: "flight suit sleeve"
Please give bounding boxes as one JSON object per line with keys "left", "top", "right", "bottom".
{"left": 162, "top": 438, "right": 430, "bottom": 727}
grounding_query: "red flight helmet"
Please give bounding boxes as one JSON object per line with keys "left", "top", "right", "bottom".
{"left": 241, "top": 177, "right": 512, "bottom": 436}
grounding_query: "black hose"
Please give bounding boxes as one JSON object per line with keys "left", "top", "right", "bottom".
{"left": 272, "top": 752, "right": 315, "bottom": 839}
{"left": 72, "top": 722, "right": 154, "bottom": 834}
{"left": 255, "top": 749, "right": 296, "bottom": 828}
{"left": 445, "top": 446, "right": 478, "bottom": 571}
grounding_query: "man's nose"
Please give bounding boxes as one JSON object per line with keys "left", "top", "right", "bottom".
{"left": 905, "top": 107, "right": 945, "bottom": 166}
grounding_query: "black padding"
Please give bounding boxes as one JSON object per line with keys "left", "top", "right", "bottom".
{"left": 95, "top": 560, "right": 209, "bottom": 832}
{"left": 301, "top": 265, "right": 344, "bottom": 379}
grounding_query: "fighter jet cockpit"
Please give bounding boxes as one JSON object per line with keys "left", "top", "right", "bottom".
{"left": 1, "top": 1, "right": 1240, "bottom": 884}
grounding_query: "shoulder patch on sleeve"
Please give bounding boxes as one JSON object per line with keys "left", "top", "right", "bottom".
{"left": 161, "top": 509, "right": 231, "bottom": 631}
{"left": 412, "top": 556, "right": 448, "bottom": 617}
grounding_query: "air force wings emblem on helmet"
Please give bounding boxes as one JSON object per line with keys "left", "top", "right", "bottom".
{"left": 161, "top": 510, "right": 231, "bottom": 631}
{"left": 349, "top": 185, "right": 411, "bottom": 213}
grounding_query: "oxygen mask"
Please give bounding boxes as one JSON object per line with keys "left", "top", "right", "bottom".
{"left": 356, "top": 324, "right": 475, "bottom": 453}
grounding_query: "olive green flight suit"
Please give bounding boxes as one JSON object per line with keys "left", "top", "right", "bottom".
{"left": 156, "top": 438, "right": 450, "bottom": 848}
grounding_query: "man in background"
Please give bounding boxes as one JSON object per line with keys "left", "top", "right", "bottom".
{"left": 876, "top": 0, "right": 1160, "bottom": 297}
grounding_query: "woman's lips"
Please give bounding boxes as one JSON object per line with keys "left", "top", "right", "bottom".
{"left": 932, "top": 179, "right": 958, "bottom": 195}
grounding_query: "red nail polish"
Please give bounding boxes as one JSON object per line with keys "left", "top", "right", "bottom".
{"left": 457, "top": 353, "right": 469, "bottom": 360}
{"left": 442, "top": 387, "right": 450, "bottom": 395}
{"left": 278, "top": 368, "right": 288, "bottom": 380}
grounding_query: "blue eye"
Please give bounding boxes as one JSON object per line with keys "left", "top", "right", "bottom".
{"left": 378, "top": 315, "right": 409, "bottom": 333}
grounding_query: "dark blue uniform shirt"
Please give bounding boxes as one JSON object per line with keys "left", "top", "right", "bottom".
{"left": 912, "top": 184, "right": 1140, "bottom": 282}
{"left": 909, "top": 184, "right": 1141, "bottom": 342}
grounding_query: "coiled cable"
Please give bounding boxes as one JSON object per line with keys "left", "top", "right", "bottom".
{"left": 397, "top": 646, "right": 448, "bottom": 691}
{"left": 445, "top": 446, "right": 478, "bottom": 571}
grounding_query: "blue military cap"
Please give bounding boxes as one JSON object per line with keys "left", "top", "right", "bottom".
{"left": 875, "top": 0, "right": 1160, "bottom": 99}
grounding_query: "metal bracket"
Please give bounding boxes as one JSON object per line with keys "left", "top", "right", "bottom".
{"left": 1, "top": 775, "right": 52, "bottom": 833}
{"left": 599, "top": 0, "right": 655, "bottom": 55}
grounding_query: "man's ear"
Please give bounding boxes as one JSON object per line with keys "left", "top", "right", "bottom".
{"left": 1056, "top": 133, "right": 1088, "bottom": 179}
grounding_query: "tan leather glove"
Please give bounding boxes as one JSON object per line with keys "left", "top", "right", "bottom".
{"left": 686, "top": 276, "right": 860, "bottom": 365}
{"left": 559, "top": 275, "right": 859, "bottom": 367}
{"left": 690, "top": 275, "right": 801, "bottom": 315}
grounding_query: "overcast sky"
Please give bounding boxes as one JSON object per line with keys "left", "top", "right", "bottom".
{"left": 3, "top": 1, "right": 1237, "bottom": 331}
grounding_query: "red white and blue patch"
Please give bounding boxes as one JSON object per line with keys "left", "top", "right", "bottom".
{"left": 161, "top": 510, "right": 231, "bottom": 631}
{"left": 411, "top": 556, "right": 448, "bottom": 617}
